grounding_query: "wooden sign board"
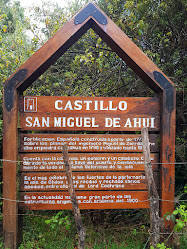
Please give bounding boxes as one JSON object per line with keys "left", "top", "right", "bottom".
{"left": 20, "top": 172, "right": 153, "bottom": 191}
{"left": 19, "top": 191, "right": 149, "bottom": 210}
{"left": 19, "top": 96, "right": 160, "bottom": 131}
{"left": 19, "top": 134, "right": 159, "bottom": 153}
{"left": 18, "top": 113, "right": 160, "bottom": 211}
{"left": 19, "top": 153, "right": 159, "bottom": 172}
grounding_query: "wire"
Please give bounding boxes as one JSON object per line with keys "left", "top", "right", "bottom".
{"left": 0, "top": 158, "right": 187, "bottom": 165}
{"left": 1, "top": 197, "right": 186, "bottom": 204}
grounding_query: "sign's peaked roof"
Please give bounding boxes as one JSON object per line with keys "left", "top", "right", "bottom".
{"left": 4, "top": 2, "right": 175, "bottom": 105}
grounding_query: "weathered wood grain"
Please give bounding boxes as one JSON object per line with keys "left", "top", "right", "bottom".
{"left": 19, "top": 134, "right": 159, "bottom": 153}
{"left": 3, "top": 91, "right": 18, "bottom": 249}
{"left": 19, "top": 96, "right": 160, "bottom": 131}
{"left": 19, "top": 153, "right": 159, "bottom": 172}
{"left": 19, "top": 96, "right": 160, "bottom": 114}
{"left": 19, "top": 191, "right": 149, "bottom": 210}
{"left": 19, "top": 172, "right": 160, "bottom": 191}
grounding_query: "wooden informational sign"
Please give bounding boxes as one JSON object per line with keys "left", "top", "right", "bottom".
{"left": 18, "top": 99, "right": 160, "bottom": 210}
{"left": 19, "top": 134, "right": 159, "bottom": 152}
{"left": 19, "top": 153, "right": 159, "bottom": 172}
{"left": 3, "top": 3, "right": 175, "bottom": 248}
{"left": 19, "top": 191, "right": 149, "bottom": 210}
{"left": 19, "top": 96, "right": 160, "bottom": 131}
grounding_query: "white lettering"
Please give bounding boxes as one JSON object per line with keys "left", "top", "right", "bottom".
{"left": 26, "top": 117, "right": 32, "bottom": 127}
{"left": 105, "top": 118, "right": 113, "bottom": 127}
{"left": 119, "top": 101, "right": 127, "bottom": 111}
{"left": 100, "top": 100, "right": 108, "bottom": 110}
{"left": 74, "top": 100, "right": 82, "bottom": 110}
{"left": 64, "top": 100, "right": 73, "bottom": 110}
{"left": 67, "top": 117, "right": 74, "bottom": 127}
{"left": 124, "top": 118, "right": 132, "bottom": 127}
{"left": 33, "top": 117, "right": 41, "bottom": 127}
{"left": 54, "top": 117, "right": 61, "bottom": 127}
{"left": 134, "top": 118, "right": 141, "bottom": 128}
{"left": 42, "top": 117, "right": 49, "bottom": 127}
{"left": 109, "top": 101, "right": 117, "bottom": 110}
{"left": 84, "top": 100, "right": 92, "bottom": 110}
{"left": 55, "top": 100, "right": 63, "bottom": 110}
{"left": 150, "top": 118, "right": 155, "bottom": 128}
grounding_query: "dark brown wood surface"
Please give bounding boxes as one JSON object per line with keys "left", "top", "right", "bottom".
{"left": 3, "top": 91, "right": 19, "bottom": 248}
{"left": 19, "top": 172, "right": 160, "bottom": 191}
{"left": 19, "top": 153, "right": 159, "bottom": 172}
{"left": 19, "top": 96, "right": 160, "bottom": 131}
{"left": 19, "top": 96, "right": 160, "bottom": 114}
{"left": 19, "top": 113, "right": 160, "bottom": 131}
{"left": 160, "top": 92, "right": 176, "bottom": 232}
{"left": 19, "top": 191, "right": 149, "bottom": 210}
{"left": 19, "top": 134, "right": 159, "bottom": 153}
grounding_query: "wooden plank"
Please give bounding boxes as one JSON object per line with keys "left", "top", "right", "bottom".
{"left": 19, "top": 113, "right": 160, "bottom": 131}
{"left": 3, "top": 91, "right": 18, "bottom": 249}
{"left": 19, "top": 172, "right": 159, "bottom": 191}
{"left": 19, "top": 191, "right": 149, "bottom": 210}
{"left": 19, "top": 96, "right": 160, "bottom": 114}
{"left": 19, "top": 134, "right": 159, "bottom": 153}
{"left": 160, "top": 91, "right": 176, "bottom": 231}
{"left": 19, "top": 153, "right": 159, "bottom": 172}
{"left": 19, "top": 96, "right": 160, "bottom": 131}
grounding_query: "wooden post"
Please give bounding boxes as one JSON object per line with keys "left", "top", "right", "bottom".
{"left": 3, "top": 88, "right": 19, "bottom": 249}
{"left": 62, "top": 144, "right": 85, "bottom": 249}
{"left": 141, "top": 128, "right": 161, "bottom": 248}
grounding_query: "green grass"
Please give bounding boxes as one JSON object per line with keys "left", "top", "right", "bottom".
{"left": 17, "top": 210, "right": 149, "bottom": 249}
{"left": 0, "top": 209, "right": 186, "bottom": 248}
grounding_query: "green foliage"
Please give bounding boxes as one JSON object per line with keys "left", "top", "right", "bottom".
{"left": 151, "top": 243, "right": 171, "bottom": 249}
{"left": 167, "top": 205, "right": 187, "bottom": 231}
{"left": 45, "top": 210, "right": 72, "bottom": 230}
{"left": 18, "top": 210, "right": 77, "bottom": 249}
{"left": 0, "top": 0, "right": 34, "bottom": 154}
{"left": 18, "top": 209, "right": 148, "bottom": 249}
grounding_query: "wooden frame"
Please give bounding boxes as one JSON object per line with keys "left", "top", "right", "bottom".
{"left": 3, "top": 2, "right": 175, "bottom": 248}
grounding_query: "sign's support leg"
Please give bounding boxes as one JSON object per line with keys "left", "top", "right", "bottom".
{"left": 3, "top": 90, "right": 19, "bottom": 249}
{"left": 160, "top": 90, "right": 175, "bottom": 244}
